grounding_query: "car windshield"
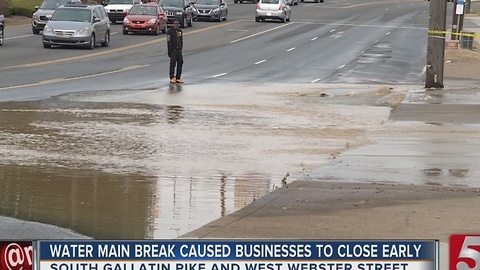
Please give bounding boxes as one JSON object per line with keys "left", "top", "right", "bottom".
{"left": 51, "top": 8, "right": 92, "bottom": 22}
{"left": 129, "top": 5, "right": 157, "bottom": 15}
{"left": 159, "top": 0, "right": 183, "bottom": 8}
{"left": 108, "top": 0, "right": 134, "bottom": 4}
{"left": 261, "top": 0, "right": 279, "bottom": 3}
{"left": 195, "top": 0, "right": 219, "bottom": 5}
{"left": 40, "top": 0, "right": 69, "bottom": 10}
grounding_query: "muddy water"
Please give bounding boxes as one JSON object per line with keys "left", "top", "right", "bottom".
{"left": 0, "top": 83, "right": 395, "bottom": 239}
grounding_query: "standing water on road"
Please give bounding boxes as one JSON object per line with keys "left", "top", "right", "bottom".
{"left": 0, "top": 83, "right": 395, "bottom": 239}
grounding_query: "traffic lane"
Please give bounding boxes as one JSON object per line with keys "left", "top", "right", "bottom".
{"left": 0, "top": 12, "right": 424, "bottom": 98}
{"left": 0, "top": 0, "right": 364, "bottom": 69}
{"left": 330, "top": 9, "right": 429, "bottom": 83}
{"left": 236, "top": 6, "right": 430, "bottom": 83}
{"left": 0, "top": 64, "right": 160, "bottom": 102}
{"left": 0, "top": 20, "right": 305, "bottom": 88}
{"left": 0, "top": 24, "right": 140, "bottom": 68}
{"left": 0, "top": 1, "right": 429, "bottom": 94}
{"left": 186, "top": 4, "right": 429, "bottom": 83}
{"left": 0, "top": 20, "right": 220, "bottom": 68}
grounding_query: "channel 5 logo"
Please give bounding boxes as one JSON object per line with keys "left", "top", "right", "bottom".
{"left": 0, "top": 242, "right": 33, "bottom": 270}
{"left": 450, "top": 235, "right": 480, "bottom": 270}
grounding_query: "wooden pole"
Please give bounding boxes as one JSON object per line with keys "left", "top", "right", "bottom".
{"left": 425, "top": 0, "right": 447, "bottom": 89}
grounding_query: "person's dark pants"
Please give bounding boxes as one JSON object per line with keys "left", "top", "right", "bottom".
{"left": 169, "top": 50, "right": 183, "bottom": 79}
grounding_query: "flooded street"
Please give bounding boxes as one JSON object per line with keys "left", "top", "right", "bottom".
{"left": 0, "top": 83, "right": 401, "bottom": 239}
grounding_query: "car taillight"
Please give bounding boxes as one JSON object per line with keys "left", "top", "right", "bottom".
{"left": 279, "top": 4, "right": 284, "bottom": 9}
{"left": 256, "top": 3, "right": 260, "bottom": 9}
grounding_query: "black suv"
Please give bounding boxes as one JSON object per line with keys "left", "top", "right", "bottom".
{"left": 158, "top": 0, "right": 193, "bottom": 28}
{"left": 0, "top": 14, "right": 4, "bottom": 46}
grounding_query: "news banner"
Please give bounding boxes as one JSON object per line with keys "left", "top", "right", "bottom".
{"left": 1, "top": 236, "right": 479, "bottom": 270}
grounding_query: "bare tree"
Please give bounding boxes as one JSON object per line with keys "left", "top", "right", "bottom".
{"left": 0, "top": 0, "right": 9, "bottom": 15}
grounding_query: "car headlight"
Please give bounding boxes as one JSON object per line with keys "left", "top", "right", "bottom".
{"left": 148, "top": 18, "right": 157, "bottom": 24}
{"left": 176, "top": 11, "right": 183, "bottom": 15}
{"left": 43, "top": 26, "right": 53, "bottom": 33}
{"left": 212, "top": 8, "right": 219, "bottom": 12}
{"left": 77, "top": 27, "right": 89, "bottom": 35}
{"left": 123, "top": 17, "right": 130, "bottom": 23}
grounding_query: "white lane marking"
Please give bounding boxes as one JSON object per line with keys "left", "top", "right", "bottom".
{"left": 338, "top": 64, "right": 346, "bottom": 69}
{"left": 330, "top": 29, "right": 336, "bottom": 32}
{"left": 210, "top": 73, "right": 228, "bottom": 78}
{"left": 0, "top": 65, "right": 149, "bottom": 91}
{"left": 311, "top": 37, "right": 318, "bottom": 41}
{"left": 386, "top": 31, "right": 390, "bottom": 35}
{"left": 230, "top": 23, "right": 293, "bottom": 43}
{"left": 385, "top": 8, "right": 389, "bottom": 10}
{"left": 329, "top": 31, "right": 343, "bottom": 38}
{"left": 111, "top": 32, "right": 119, "bottom": 35}
{"left": 286, "top": 47, "right": 295, "bottom": 52}
{"left": 241, "top": 20, "right": 429, "bottom": 31}
{"left": 311, "top": 78, "right": 321, "bottom": 83}
{"left": 5, "top": 34, "right": 33, "bottom": 40}
{"left": 229, "top": 29, "right": 249, "bottom": 32}
{"left": 255, "top": 59, "right": 267, "bottom": 65}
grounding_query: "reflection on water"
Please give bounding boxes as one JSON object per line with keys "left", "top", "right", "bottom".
{"left": 0, "top": 165, "right": 156, "bottom": 239}
{"left": 0, "top": 97, "right": 274, "bottom": 239}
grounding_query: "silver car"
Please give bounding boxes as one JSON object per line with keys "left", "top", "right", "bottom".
{"left": 42, "top": 3, "right": 111, "bottom": 49}
{"left": 255, "top": 0, "right": 291, "bottom": 23}
{"left": 31, "top": 0, "right": 82, "bottom": 34}
{"left": 192, "top": 0, "right": 228, "bottom": 22}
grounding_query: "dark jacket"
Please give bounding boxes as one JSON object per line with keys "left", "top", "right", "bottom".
{"left": 167, "top": 27, "right": 183, "bottom": 56}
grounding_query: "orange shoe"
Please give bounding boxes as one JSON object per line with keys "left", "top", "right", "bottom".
{"left": 170, "top": 78, "right": 177, "bottom": 83}
{"left": 176, "top": 78, "right": 184, "bottom": 83}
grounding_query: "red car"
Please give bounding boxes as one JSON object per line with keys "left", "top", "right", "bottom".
{"left": 123, "top": 3, "right": 167, "bottom": 35}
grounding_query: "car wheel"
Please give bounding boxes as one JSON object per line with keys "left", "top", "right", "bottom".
{"left": 89, "top": 34, "right": 95, "bottom": 50}
{"left": 43, "top": 43, "right": 51, "bottom": 48}
{"left": 32, "top": 27, "right": 40, "bottom": 35}
{"left": 101, "top": 30, "right": 110, "bottom": 47}
{"left": 224, "top": 11, "right": 227, "bottom": 21}
{"left": 123, "top": 30, "right": 128, "bottom": 35}
{"left": 0, "top": 26, "right": 3, "bottom": 46}
{"left": 255, "top": 17, "right": 260, "bottom": 22}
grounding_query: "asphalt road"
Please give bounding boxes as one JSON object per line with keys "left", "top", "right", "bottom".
{"left": 1, "top": 0, "right": 433, "bottom": 101}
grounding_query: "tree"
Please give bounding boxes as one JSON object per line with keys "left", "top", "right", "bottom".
{"left": 0, "top": 0, "right": 9, "bottom": 15}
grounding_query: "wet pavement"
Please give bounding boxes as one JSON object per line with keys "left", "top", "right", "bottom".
{"left": 0, "top": 83, "right": 400, "bottom": 239}
{"left": 181, "top": 85, "right": 480, "bottom": 270}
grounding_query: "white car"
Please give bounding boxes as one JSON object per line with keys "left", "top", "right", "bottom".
{"left": 104, "top": 0, "right": 141, "bottom": 23}
{"left": 255, "top": 0, "right": 291, "bottom": 23}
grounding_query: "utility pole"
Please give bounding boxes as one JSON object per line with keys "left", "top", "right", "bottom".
{"left": 425, "top": 0, "right": 447, "bottom": 89}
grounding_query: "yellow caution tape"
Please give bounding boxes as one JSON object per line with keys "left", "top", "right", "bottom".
{"left": 428, "top": 29, "right": 480, "bottom": 37}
